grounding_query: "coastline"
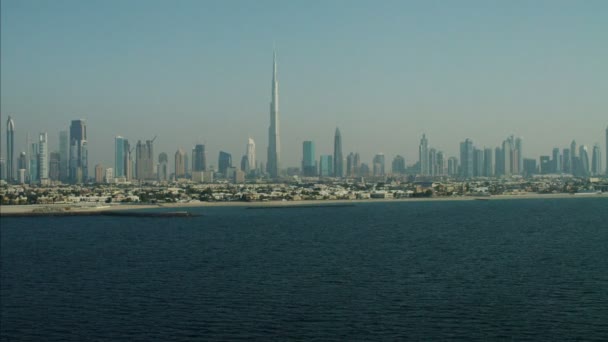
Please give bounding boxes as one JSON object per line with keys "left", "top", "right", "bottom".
{"left": 0, "top": 192, "right": 604, "bottom": 217}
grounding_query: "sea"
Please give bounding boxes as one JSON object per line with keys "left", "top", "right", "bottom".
{"left": 1, "top": 197, "right": 607, "bottom": 341}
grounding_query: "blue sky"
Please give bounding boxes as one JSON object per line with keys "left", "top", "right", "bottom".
{"left": 2, "top": 0, "right": 607, "bottom": 169}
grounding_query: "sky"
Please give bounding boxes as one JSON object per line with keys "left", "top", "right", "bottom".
{"left": 1, "top": 0, "right": 607, "bottom": 170}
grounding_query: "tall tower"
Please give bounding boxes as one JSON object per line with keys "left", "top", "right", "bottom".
{"left": 59, "top": 130, "right": 68, "bottom": 181}
{"left": 267, "top": 51, "right": 280, "bottom": 178}
{"left": 333, "top": 127, "right": 343, "bottom": 177}
{"left": 38, "top": 132, "right": 48, "bottom": 180}
{"left": 605, "top": 126, "right": 608, "bottom": 175}
{"left": 246, "top": 138, "right": 256, "bottom": 171}
{"left": 69, "top": 119, "right": 87, "bottom": 183}
{"left": 6, "top": 116, "right": 15, "bottom": 181}
{"left": 419, "top": 134, "right": 429, "bottom": 175}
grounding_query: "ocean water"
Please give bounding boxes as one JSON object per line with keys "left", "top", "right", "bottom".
{"left": 1, "top": 198, "right": 607, "bottom": 341}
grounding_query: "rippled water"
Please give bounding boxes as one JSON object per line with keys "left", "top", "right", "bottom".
{"left": 2, "top": 198, "right": 608, "bottom": 341}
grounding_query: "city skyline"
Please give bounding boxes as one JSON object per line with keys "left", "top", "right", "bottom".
{"left": 1, "top": 1, "right": 607, "bottom": 170}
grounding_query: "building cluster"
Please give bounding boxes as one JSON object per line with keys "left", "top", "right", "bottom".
{"left": 1, "top": 53, "right": 607, "bottom": 187}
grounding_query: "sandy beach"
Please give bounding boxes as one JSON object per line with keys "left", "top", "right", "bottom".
{"left": 1, "top": 192, "right": 604, "bottom": 216}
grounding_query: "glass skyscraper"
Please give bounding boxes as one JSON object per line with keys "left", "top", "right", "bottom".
{"left": 302, "top": 141, "right": 316, "bottom": 177}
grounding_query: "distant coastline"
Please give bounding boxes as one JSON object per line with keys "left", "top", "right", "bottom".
{"left": 1, "top": 192, "right": 605, "bottom": 217}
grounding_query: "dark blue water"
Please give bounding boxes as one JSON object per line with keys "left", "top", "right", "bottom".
{"left": 2, "top": 198, "right": 608, "bottom": 341}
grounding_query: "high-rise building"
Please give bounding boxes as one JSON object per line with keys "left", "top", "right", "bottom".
{"left": 447, "top": 157, "right": 458, "bottom": 176}
{"left": 346, "top": 152, "right": 355, "bottom": 177}
{"left": 135, "top": 139, "right": 155, "bottom": 180}
{"left": 483, "top": 148, "right": 494, "bottom": 177}
{"left": 373, "top": 153, "right": 385, "bottom": 177}
{"left": 319, "top": 155, "right": 333, "bottom": 177}
{"left": 302, "top": 141, "right": 316, "bottom": 177}
{"left": 495, "top": 147, "right": 504, "bottom": 176}
{"left": 95, "top": 164, "right": 104, "bottom": 183}
{"left": 473, "top": 148, "right": 484, "bottom": 177}
{"left": 578, "top": 145, "right": 590, "bottom": 177}
{"left": 59, "top": 130, "right": 68, "bottom": 181}
{"left": 459, "top": 139, "right": 474, "bottom": 179}
{"left": 570, "top": 140, "right": 577, "bottom": 173}
{"left": 192, "top": 144, "right": 206, "bottom": 172}
{"left": 419, "top": 134, "right": 429, "bottom": 175}
{"left": 49, "top": 152, "right": 60, "bottom": 181}
{"left": 333, "top": 128, "right": 343, "bottom": 177}
{"left": 105, "top": 168, "right": 114, "bottom": 183}
{"left": 392, "top": 155, "right": 406, "bottom": 174}
{"left": 158, "top": 152, "right": 168, "bottom": 181}
{"left": 591, "top": 144, "right": 602, "bottom": 176}
{"left": 563, "top": 148, "right": 571, "bottom": 174}
{"left": 246, "top": 138, "right": 256, "bottom": 171}
{"left": 218, "top": 151, "right": 232, "bottom": 176}
{"left": 6, "top": 116, "right": 15, "bottom": 181}
{"left": 515, "top": 137, "right": 523, "bottom": 174}
{"left": 523, "top": 158, "right": 537, "bottom": 176}
{"left": 266, "top": 51, "right": 280, "bottom": 178}
{"left": 605, "top": 126, "right": 608, "bottom": 175}
{"left": 69, "top": 120, "right": 87, "bottom": 183}
{"left": 38, "top": 133, "right": 48, "bottom": 180}
{"left": 429, "top": 148, "right": 437, "bottom": 176}
{"left": 353, "top": 153, "right": 361, "bottom": 177}
{"left": 540, "top": 156, "right": 551, "bottom": 174}
{"left": 174, "top": 149, "right": 185, "bottom": 179}
{"left": 30, "top": 142, "right": 39, "bottom": 183}
{"left": 502, "top": 137, "right": 513, "bottom": 176}
{"left": 115, "top": 136, "right": 126, "bottom": 178}
{"left": 18, "top": 152, "right": 27, "bottom": 171}
{"left": 552, "top": 148, "right": 561, "bottom": 173}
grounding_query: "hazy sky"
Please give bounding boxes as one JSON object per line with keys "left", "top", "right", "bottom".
{"left": 1, "top": 0, "right": 607, "bottom": 169}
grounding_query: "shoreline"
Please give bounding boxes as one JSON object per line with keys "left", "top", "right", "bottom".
{"left": 0, "top": 193, "right": 605, "bottom": 217}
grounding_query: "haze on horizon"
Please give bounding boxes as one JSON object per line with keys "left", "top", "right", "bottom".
{"left": 1, "top": 0, "right": 607, "bottom": 169}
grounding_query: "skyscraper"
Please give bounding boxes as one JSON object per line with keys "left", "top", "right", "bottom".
{"left": 579, "top": 145, "right": 590, "bottom": 177}
{"left": 591, "top": 143, "right": 602, "bottom": 176}
{"left": 266, "top": 51, "right": 280, "bottom": 178}
{"left": 473, "top": 148, "right": 484, "bottom": 177}
{"left": 115, "top": 136, "right": 126, "bottom": 178}
{"left": 192, "top": 144, "right": 206, "bottom": 172}
{"left": 460, "top": 139, "right": 474, "bottom": 179}
{"left": 38, "top": 132, "right": 48, "bottom": 180}
{"left": 30, "top": 142, "right": 39, "bottom": 183}
{"left": 483, "top": 148, "right": 494, "bottom": 177}
{"left": 319, "top": 155, "right": 333, "bottom": 177}
{"left": 419, "top": 134, "right": 429, "bottom": 175}
{"left": 246, "top": 138, "right": 256, "bottom": 171}
{"left": 552, "top": 148, "right": 561, "bottom": 173}
{"left": 563, "top": 148, "right": 571, "bottom": 174}
{"left": 6, "top": 116, "right": 15, "bottom": 181}
{"left": 606, "top": 126, "right": 608, "bottom": 175}
{"left": 69, "top": 119, "right": 87, "bottom": 183}
{"left": 333, "top": 128, "right": 343, "bottom": 177}
{"left": 49, "top": 152, "right": 60, "bottom": 181}
{"left": 302, "top": 141, "right": 316, "bottom": 177}
{"left": 174, "top": 149, "right": 185, "bottom": 179}
{"left": 218, "top": 151, "right": 232, "bottom": 176}
{"left": 495, "top": 146, "right": 504, "bottom": 176}
{"left": 158, "top": 152, "right": 168, "bottom": 181}
{"left": 392, "top": 155, "right": 406, "bottom": 174}
{"left": 515, "top": 137, "right": 523, "bottom": 175}
{"left": 570, "top": 140, "right": 577, "bottom": 174}
{"left": 373, "top": 153, "right": 385, "bottom": 177}
{"left": 59, "top": 130, "right": 68, "bottom": 181}
{"left": 135, "top": 139, "right": 155, "bottom": 180}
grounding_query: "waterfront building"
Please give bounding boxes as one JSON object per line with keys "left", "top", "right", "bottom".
{"left": 373, "top": 153, "right": 385, "bottom": 177}
{"left": 495, "top": 147, "right": 504, "bottom": 176}
{"left": 105, "top": 168, "right": 114, "bottom": 183}
{"left": 515, "top": 137, "right": 523, "bottom": 174}
{"left": 49, "top": 152, "right": 60, "bottom": 181}
{"left": 473, "top": 148, "right": 484, "bottom": 177}
{"left": 266, "top": 51, "right": 280, "bottom": 178}
{"left": 523, "top": 158, "right": 537, "bottom": 177}
{"left": 334, "top": 128, "right": 343, "bottom": 177}
{"left": 246, "top": 138, "right": 256, "bottom": 171}
{"left": 218, "top": 151, "right": 232, "bottom": 176}
{"left": 436, "top": 151, "right": 445, "bottom": 176}
{"left": 392, "top": 155, "right": 406, "bottom": 174}
{"left": 94, "top": 164, "right": 104, "bottom": 183}
{"left": 240, "top": 155, "right": 249, "bottom": 173}
{"left": 30, "top": 142, "right": 39, "bottom": 183}
{"left": 483, "top": 148, "right": 494, "bottom": 177}
{"left": 319, "top": 155, "right": 333, "bottom": 177}
{"left": 606, "top": 126, "right": 608, "bottom": 175}
{"left": 158, "top": 152, "right": 168, "bottom": 181}
{"left": 552, "top": 148, "right": 561, "bottom": 173}
{"left": 429, "top": 148, "right": 437, "bottom": 176}
{"left": 174, "top": 149, "right": 185, "bottom": 179}
{"left": 591, "top": 144, "right": 602, "bottom": 176}
{"left": 192, "top": 144, "right": 206, "bottom": 172}
{"left": 419, "top": 134, "right": 429, "bottom": 176}
{"left": 570, "top": 140, "right": 577, "bottom": 173}
{"left": 579, "top": 145, "right": 590, "bottom": 177}
{"left": 115, "top": 136, "right": 126, "bottom": 178}
{"left": 59, "top": 130, "right": 69, "bottom": 181}
{"left": 540, "top": 156, "right": 551, "bottom": 174}
{"left": 135, "top": 139, "right": 155, "bottom": 180}
{"left": 69, "top": 120, "right": 88, "bottom": 183}
{"left": 563, "top": 148, "right": 571, "bottom": 174}
{"left": 459, "top": 139, "right": 474, "bottom": 179}
{"left": 447, "top": 157, "right": 458, "bottom": 176}
{"left": 6, "top": 116, "right": 15, "bottom": 181}
{"left": 38, "top": 133, "right": 48, "bottom": 181}
{"left": 302, "top": 141, "right": 317, "bottom": 177}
